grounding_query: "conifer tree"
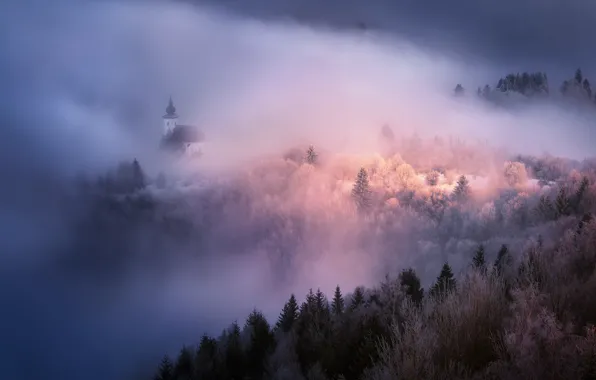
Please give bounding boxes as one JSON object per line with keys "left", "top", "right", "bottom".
{"left": 352, "top": 168, "right": 372, "bottom": 211}
{"left": 452, "top": 175, "right": 470, "bottom": 201}
{"left": 349, "top": 287, "right": 365, "bottom": 311}
{"left": 132, "top": 158, "right": 145, "bottom": 191}
{"left": 173, "top": 346, "right": 193, "bottom": 380}
{"left": 195, "top": 334, "right": 217, "bottom": 378}
{"left": 494, "top": 244, "right": 509, "bottom": 275}
{"left": 555, "top": 187, "right": 571, "bottom": 217}
{"left": 536, "top": 195, "right": 556, "bottom": 221}
{"left": 245, "top": 309, "right": 275, "bottom": 379}
{"left": 276, "top": 294, "right": 299, "bottom": 333}
{"left": 583, "top": 79, "right": 592, "bottom": 98}
{"left": 331, "top": 285, "right": 345, "bottom": 316}
{"left": 575, "top": 68, "right": 583, "bottom": 84}
{"left": 305, "top": 145, "right": 318, "bottom": 165}
{"left": 472, "top": 244, "right": 487, "bottom": 273}
{"left": 398, "top": 268, "right": 424, "bottom": 305}
{"left": 574, "top": 176, "right": 590, "bottom": 213}
{"left": 430, "top": 262, "right": 456, "bottom": 298}
{"left": 224, "top": 322, "right": 245, "bottom": 380}
{"left": 154, "top": 356, "right": 173, "bottom": 380}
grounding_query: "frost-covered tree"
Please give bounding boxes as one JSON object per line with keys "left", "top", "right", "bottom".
{"left": 535, "top": 195, "right": 556, "bottom": 221}
{"left": 426, "top": 170, "right": 440, "bottom": 186}
{"left": 503, "top": 161, "right": 528, "bottom": 187}
{"left": 452, "top": 175, "right": 470, "bottom": 201}
{"left": 352, "top": 168, "right": 372, "bottom": 211}
{"left": 305, "top": 145, "right": 318, "bottom": 165}
{"left": 573, "top": 176, "right": 590, "bottom": 213}
{"left": 555, "top": 187, "right": 571, "bottom": 217}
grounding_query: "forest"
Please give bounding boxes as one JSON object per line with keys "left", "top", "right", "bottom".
{"left": 456, "top": 68, "right": 596, "bottom": 107}
{"left": 79, "top": 110, "right": 596, "bottom": 379}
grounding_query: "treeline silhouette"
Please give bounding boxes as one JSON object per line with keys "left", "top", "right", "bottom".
{"left": 150, "top": 226, "right": 596, "bottom": 380}
{"left": 454, "top": 68, "right": 596, "bottom": 105}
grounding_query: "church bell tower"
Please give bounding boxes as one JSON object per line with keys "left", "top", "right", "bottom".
{"left": 163, "top": 96, "right": 178, "bottom": 136}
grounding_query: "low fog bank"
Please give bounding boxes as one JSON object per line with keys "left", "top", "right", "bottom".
{"left": 1, "top": 0, "right": 596, "bottom": 379}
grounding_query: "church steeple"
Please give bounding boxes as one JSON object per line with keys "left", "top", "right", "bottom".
{"left": 165, "top": 96, "right": 177, "bottom": 117}
{"left": 163, "top": 96, "right": 178, "bottom": 136}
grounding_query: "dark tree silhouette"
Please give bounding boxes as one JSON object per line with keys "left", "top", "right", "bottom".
{"left": 430, "top": 263, "right": 456, "bottom": 298}
{"left": 494, "top": 244, "right": 509, "bottom": 275}
{"left": 472, "top": 244, "right": 487, "bottom": 273}
{"left": 276, "top": 294, "right": 299, "bottom": 333}
{"left": 305, "top": 145, "right": 318, "bottom": 165}
{"left": 350, "top": 287, "right": 365, "bottom": 311}
{"left": 575, "top": 68, "right": 583, "bottom": 84}
{"left": 154, "top": 356, "right": 173, "bottom": 380}
{"left": 399, "top": 268, "right": 424, "bottom": 305}
{"left": 331, "top": 285, "right": 345, "bottom": 316}
{"left": 245, "top": 310, "right": 275, "bottom": 379}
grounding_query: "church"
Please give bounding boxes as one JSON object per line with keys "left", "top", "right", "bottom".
{"left": 160, "top": 97, "right": 205, "bottom": 156}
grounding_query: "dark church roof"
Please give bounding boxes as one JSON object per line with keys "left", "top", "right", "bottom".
{"left": 161, "top": 124, "right": 205, "bottom": 151}
{"left": 163, "top": 96, "right": 178, "bottom": 119}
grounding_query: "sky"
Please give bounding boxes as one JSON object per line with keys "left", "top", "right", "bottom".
{"left": 0, "top": 0, "right": 595, "bottom": 379}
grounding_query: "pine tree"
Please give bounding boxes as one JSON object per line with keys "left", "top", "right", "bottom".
{"left": 314, "top": 288, "right": 330, "bottom": 321}
{"left": 583, "top": 79, "right": 592, "bottom": 98}
{"left": 276, "top": 294, "right": 299, "bottom": 332}
{"left": 305, "top": 145, "right": 318, "bottom": 165}
{"left": 452, "top": 175, "right": 470, "bottom": 201}
{"left": 574, "top": 176, "right": 590, "bottom": 213}
{"left": 132, "top": 158, "right": 145, "bottom": 191}
{"left": 472, "top": 244, "right": 487, "bottom": 273}
{"left": 555, "top": 187, "right": 571, "bottom": 217}
{"left": 536, "top": 195, "right": 556, "bottom": 221}
{"left": 575, "top": 68, "right": 583, "bottom": 84}
{"left": 399, "top": 268, "right": 424, "bottom": 305}
{"left": 352, "top": 168, "right": 372, "bottom": 211}
{"left": 195, "top": 334, "right": 217, "bottom": 378}
{"left": 331, "top": 285, "right": 345, "bottom": 316}
{"left": 430, "top": 263, "right": 456, "bottom": 298}
{"left": 173, "top": 346, "right": 193, "bottom": 380}
{"left": 225, "top": 322, "right": 245, "bottom": 380}
{"left": 349, "top": 287, "right": 365, "bottom": 311}
{"left": 154, "top": 356, "right": 173, "bottom": 380}
{"left": 245, "top": 309, "right": 275, "bottom": 379}
{"left": 494, "top": 244, "right": 509, "bottom": 275}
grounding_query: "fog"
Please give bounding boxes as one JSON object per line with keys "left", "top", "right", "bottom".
{"left": 1, "top": 0, "right": 595, "bottom": 379}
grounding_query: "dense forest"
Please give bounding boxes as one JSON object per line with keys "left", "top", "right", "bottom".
{"left": 78, "top": 117, "right": 596, "bottom": 379}
{"left": 455, "top": 68, "right": 596, "bottom": 107}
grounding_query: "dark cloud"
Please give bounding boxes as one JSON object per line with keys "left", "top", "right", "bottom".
{"left": 190, "top": 0, "right": 596, "bottom": 74}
